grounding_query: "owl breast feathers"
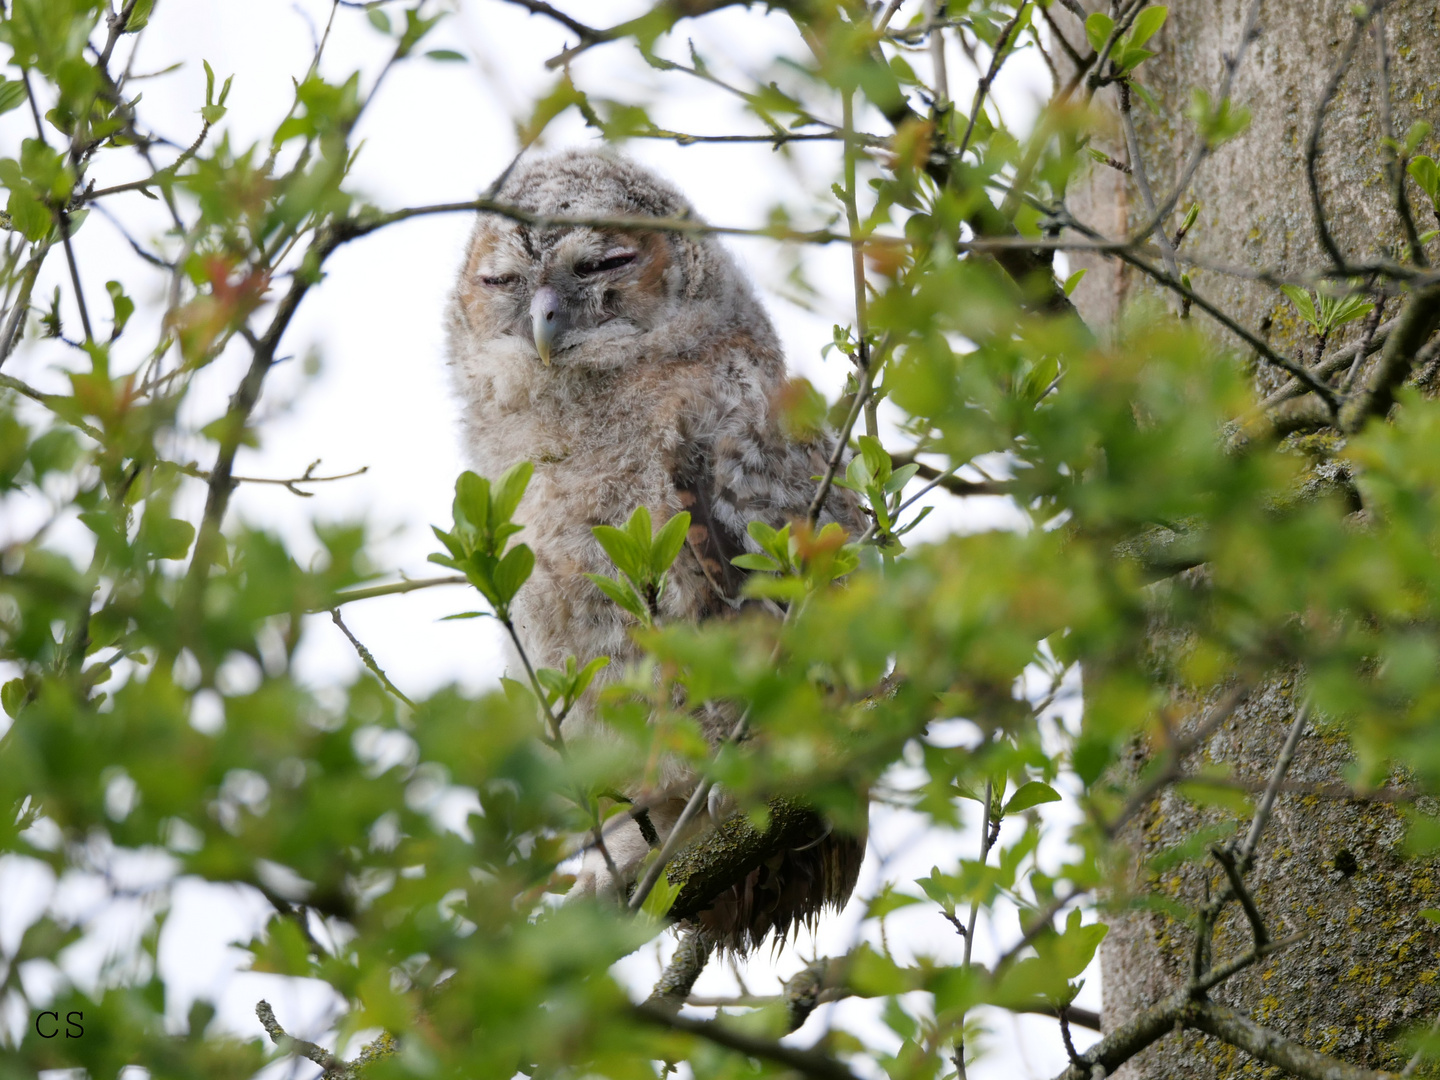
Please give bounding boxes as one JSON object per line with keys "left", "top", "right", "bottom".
{"left": 445, "top": 148, "right": 864, "bottom": 950}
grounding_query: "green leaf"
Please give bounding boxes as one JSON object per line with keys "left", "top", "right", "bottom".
{"left": 571, "top": 656, "right": 610, "bottom": 699}
{"left": 883, "top": 463, "right": 919, "bottom": 495}
{"left": 1003, "top": 781, "right": 1062, "bottom": 815}
{"left": 1420, "top": 909, "right": 1440, "bottom": 924}
{"left": 455, "top": 471, "right": 492, "bottom": 535}
{"left": 1062, "top": 268, "right": 1088, "bottom": 296}
{"left": 1128, "top": 6, "right": 1168, "bottom": 47}
{"left": 1326, "top": 294, "right": 1374, "bottom": 331}
{"left": 105, "top": 281, "right": 134, "bottom": 339}
{"left": 367, "top": 8, "right": 391, "bottom": 33}
{"left": 584, "top": 573, "right": 649, "bottom": 622}
{"left": 1114, "top": 46, "right": 1157, "bottom": 74}
{"left": 491, "top": 460, "right": 533, "bottom": 525}
{"left": 593, "top": 524, "right": 648, "bottom": 583}
{"left": 640, "top": 870, "right": 681, "bottom": 921}
{"left": 425, "top": 49, "right": 466, "bottom": 61}
{"left": 747, "top": 519, "right": 779, "bottom": 549}
{"left": 7, "top": 188, "right": 52, "bottom": 242}
{"left": 398, "top": 9, "right": 443, "bottom": 57}
{"left": 0, "top": 79, "right": 27, "bottom": 117}
{"left": 1409, "top": 156, "right": 1440, "bottom": 203}
{"left": 1280, "top": 284, "right": 1319, "bottom": 330}
{"left": 650, "top": 511, "right": 691, "bottom": 577}
{"left": 1, "top": 678, "right": 26, "bottom": 719}
{"left": 625, "top": 504, "right": 653, "bottom": 551}
{"left": 143, "top": 516, "right": 196, "bottom": 561}
{"left": 916, "top": 867, "right": 955, "bottom": 913}
{"left": 1084, "top": 12, "right": 1115, "bottom": 52}
{"left": 1403, "top": 120, "right": 1432, "bottom": 155}
{"left": 492, "top": 543, "right": 535, "bottom": 605}
{"left": 200, "top": 60, "right": 232, "bottom": 123}
{"left": 123, "top": 0, "right": 154, "bottom": 31}
{"left": 730, "top": 553, "right": 781, "bottom": 572}
{"left": 857, "top": 435, "right": 892, "bottom": 485}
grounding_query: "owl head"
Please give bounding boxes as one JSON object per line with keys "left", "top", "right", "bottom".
{"left": 450, "top": 148, "right": 769, "bottom": 371}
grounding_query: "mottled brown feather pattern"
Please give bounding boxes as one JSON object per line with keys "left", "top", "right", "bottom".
{"left": 445, "top": 148, "right": 865, "bottom": 951}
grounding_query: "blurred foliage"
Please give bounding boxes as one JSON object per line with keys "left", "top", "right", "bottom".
{"left": 1, "top": 1, "right": 1439, "bottom": 1078}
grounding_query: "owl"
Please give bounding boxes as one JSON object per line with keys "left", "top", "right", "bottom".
{"left": 445, "top": 148, "right": 864, "bottom": 951}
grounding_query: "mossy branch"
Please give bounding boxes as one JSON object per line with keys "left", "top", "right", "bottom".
{"left": 663, "top": 797, "right": 825, "bottom": 923}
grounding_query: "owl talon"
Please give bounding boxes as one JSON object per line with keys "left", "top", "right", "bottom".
{"left": 707, "top": 783, "right": 733, "bottom": 823}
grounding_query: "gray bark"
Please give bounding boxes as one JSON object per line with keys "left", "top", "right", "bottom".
{"left": 1058, "top": 2, "right": 1440, "bottom": 1076}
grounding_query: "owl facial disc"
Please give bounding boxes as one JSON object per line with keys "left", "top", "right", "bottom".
{"left": 530, "top": 284, "right": 567, "bottom": 366}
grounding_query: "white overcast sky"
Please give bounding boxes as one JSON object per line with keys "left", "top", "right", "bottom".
{"left": 0, "top": 3, "right": 1098, "bottom": 1077}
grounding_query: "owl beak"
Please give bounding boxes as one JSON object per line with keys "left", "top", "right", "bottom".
{"left": 530, "top": 285, "right": 567, "bottom": 366}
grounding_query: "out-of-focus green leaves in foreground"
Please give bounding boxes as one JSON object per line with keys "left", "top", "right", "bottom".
{"left": 3, "top": 1, "right": 1440, "bottom": 1078}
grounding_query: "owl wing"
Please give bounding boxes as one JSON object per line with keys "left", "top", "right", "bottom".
{"left": 671, "top": 409, "right": 864, "bottom": 618}
{"left": 673, "top": 446, "right": 752, "bottom": 616}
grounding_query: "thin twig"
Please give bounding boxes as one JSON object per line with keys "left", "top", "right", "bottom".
{"left": 954, "top": 780, "right": 998, "bottom": 1079}
{"left": 1235, "top": 703, "right": 1308, "bottom": 870}
{"left": 840, "top": 90, "right": 877, "bottom": 440}
{"left": 177, "top": 459, "right": 369, "bottom": 497}
{"left": 1119, "top": 81, "right": 1180, "bottom": 284}
{"left": 1209, "top": 845, "right": 1269, "bottom": 947}
{"left": 330, "top": 609, "right": 414, "bottom": 708}
{"left": 1341, "top": 297, "right": 1387, "bottom": 391}
{"left": 1371, "top": 12, "right": 1426, "bottom": 266}
{"left": 0, "top": 239, "right": 51, "bottom": 368}
{"left": 326, "top": 575, "right": 468, "bottom": 608}
{"left": 1341, "top": 281, "right": 1440, "bottom": 431}
{"left": 876, "top": 0, "right": 906, "bottom": 31}
{"left": 807, "top": 363, "right": 874, "bottom": 526}
{"left": 1134, "top": 0, "right": 1264, "bottom": 246}
{"left": 1306, "top": 4, "right": 1385, "bottom": 272}
{"left": 955, "top": 3, "right": 1025, "bottom": 161}
{"left": 0, "top": 372, "right": 105, "bottom": 440}
{"left": 925, "top": 0, "right": 949, "bottom": 106}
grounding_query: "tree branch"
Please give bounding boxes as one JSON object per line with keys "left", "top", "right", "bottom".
{"left": 1340, "top": 282, "right": 1440, "bottom": 431}
{"left": 633, "top": 1004, "right": 863, "bottom": 1080}
{"left": 662, "top": 798, "right": 828, "bottom": 924}
{"left": 0, "top": 238, "right": 52, "bottom": 369}
{"left": 646, "top": 927, "right": 713, "bottom": 1012}
{"left": 1186, "top": 1001, "right": 1400, "bottom": 1080}
{"left": 255, "top": 1000, "right": 341, "bottom": 1074}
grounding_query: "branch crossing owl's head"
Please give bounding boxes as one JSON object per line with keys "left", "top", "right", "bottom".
{"left": 452, "top": 148, "right": 744, "bottom": 370}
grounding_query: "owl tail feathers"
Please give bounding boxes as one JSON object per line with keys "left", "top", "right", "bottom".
{"left": 664, "top": 799, "right": 866, "bottom": 955}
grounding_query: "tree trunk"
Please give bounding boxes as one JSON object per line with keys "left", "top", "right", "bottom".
{"left": 1060, "top": 2, "right": 1440, "bottom": 1076}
